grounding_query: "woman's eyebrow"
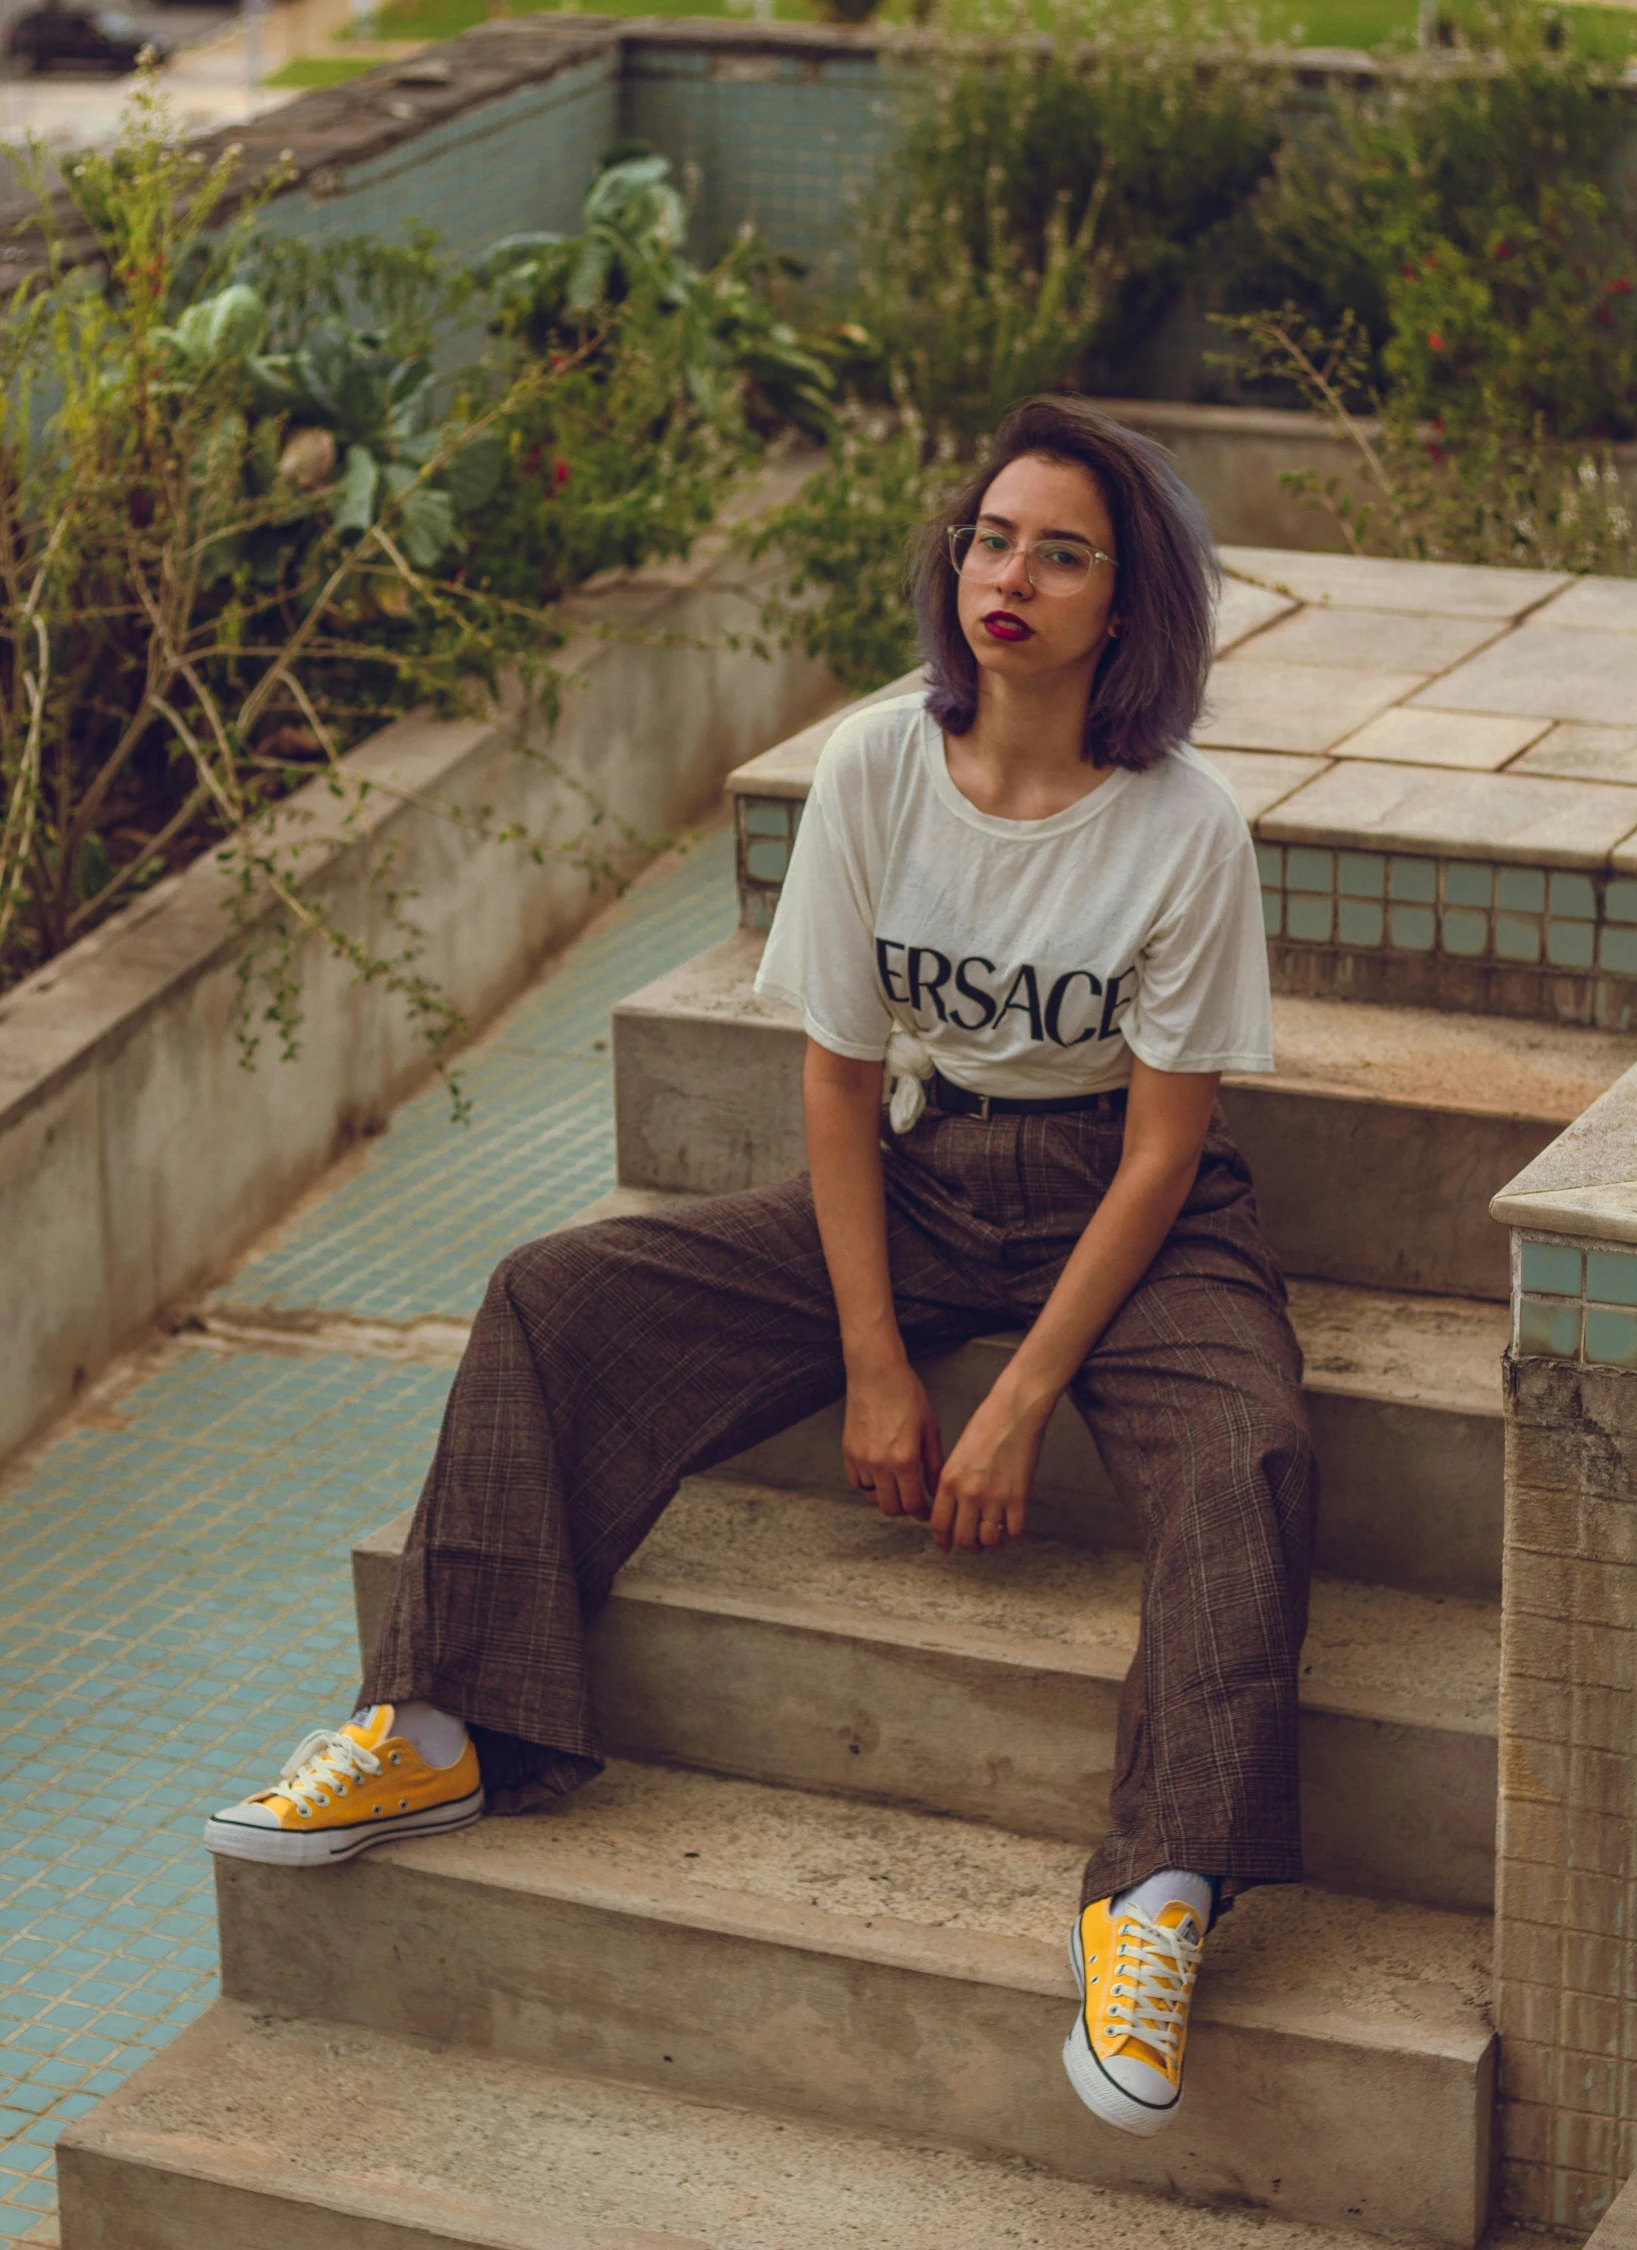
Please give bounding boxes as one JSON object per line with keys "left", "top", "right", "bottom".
{"left": 975, "top": 510, "right": 1099, "bottom": 543}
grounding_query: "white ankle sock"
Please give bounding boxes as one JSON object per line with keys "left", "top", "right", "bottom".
{"left": 1115, "top": 1868, "right": 1214, "bottom": 1930}
{"left": 356, "top": 1701, "right": 469, "bottom": 1770}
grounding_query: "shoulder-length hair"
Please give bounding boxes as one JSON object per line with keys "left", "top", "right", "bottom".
{"left": 910, "top": 396, "right": 1218, "bottom": 773}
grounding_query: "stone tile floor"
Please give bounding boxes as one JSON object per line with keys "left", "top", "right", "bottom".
{"left": 0, "top": 829, "right": 737, "bottom": 2239}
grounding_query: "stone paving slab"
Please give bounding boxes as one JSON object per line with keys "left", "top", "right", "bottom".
{"left": 1261, "top": 760, "right": 1637, "bottom": 868}
{"left": 1531, "top": 577, "right": 1637, "bottom": 634}
{"left": 1219, "top": 546, "right": 1568, "bottom": 619}
{"left": 1512, "top": 725, "right": 1637, "bottom": 784}
{"left": 1244, "top": 604, "right": 1505, "bottom": 674}
{"left": 1201, "top": 749, "right": 1332, "bottom": 821}
{"left": 1196, "top": 660, "right": 1428, "bottom": 755}
{"left": 1331, "top": 709, "right": 1552, "bottom": 772}
{"left": 1213, "top": 578, "right": 1297, "bottom": 651}
{"left": 1412, "top": 626, "right": 1637, "bottom": 729}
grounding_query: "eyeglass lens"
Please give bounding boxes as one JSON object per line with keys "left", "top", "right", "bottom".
{"left": 951, "top": 528, "right": 1096, "bottom": 593}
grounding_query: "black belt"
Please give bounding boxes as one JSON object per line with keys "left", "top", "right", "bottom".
{"left": 929, "top": 1070, "right": 1127, "bottom": 1121}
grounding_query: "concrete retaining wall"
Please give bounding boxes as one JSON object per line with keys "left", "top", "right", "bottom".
{"left": 0, "top": 494, "right": 837, "bottom": 1469}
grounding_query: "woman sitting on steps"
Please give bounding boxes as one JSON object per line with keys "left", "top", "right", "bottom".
{"left": 204, "top": 393, "right": 1318, "bottom": 2143}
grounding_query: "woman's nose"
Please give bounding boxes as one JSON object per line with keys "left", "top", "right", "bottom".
{"left": 994, "top": 545, "right": 1033, "bottom": 597}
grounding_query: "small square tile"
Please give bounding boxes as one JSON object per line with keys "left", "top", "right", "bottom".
{"left": 1337, "top": 899, "right": 1384, "bottom": 947}
{"left": 1448, "top": 861, "right": 1496, "bottom": 908}
{"left": 1606, "top": 879, "right": 1637, "bottom": 925}
{"left": 1254, "top": 843, "right": 1283, "bottom": 886}
{"left": 1388, "top": 903, "right": 1436, "bottom": 950}
{"left": 1496, "top": 915, "right": 1543, "bottom": 964}
{"left": 1286, "top": 847, "right": 1334, "bottom": 894}
{"left": 1497, "top": 867, "right": 1548, "bottom": 914}
{"left": 743, "top": 839, "right": 789, "bottom": 884}
{"left": 1338, "top": 851, "right": 1385, "bottom": 897}
{"left": 1586, "top": 1249, "right": 1637, "bottom": 1308}
{"left": 1523, "top": 1241, "right": 1583, "bottom": 1296}
{"left": 1585, "top": 1307, "right": 1637, "bottom": 1370}
{"left": 1443, "top": 906, "right": 1490, "bottom": 957}
{"left": 1549, "top": 871, "right": 1597, "bottom": 919}
{"left": 1519, "top": 1296, "right": 1582, "bottom": 1357}
{"left": 742, "top": 802, "right": 789, "bottom": 838}
{"left": 1547, "top": 920, "right": 1596, "bottom": 971}
{"left": 1389, "top": 855, "right": 1438, "bottom": 904}
{"left": 1285, "top": 894, "right": 1334, "bottom": 943}
{"left": 1261, "top": 892, "right": 1282, "bottom": 937}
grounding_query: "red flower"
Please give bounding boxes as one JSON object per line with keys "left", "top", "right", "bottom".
{"left": 1402, "top": 263, "right": 1418, "bottom": 281}
{"left": 1494, "top": 240, "right": 1512, "bottom": 260}
{"left": 1427, "top": 330, "right": 1446, "bottom": 353}
{"left": 554, "top": 458, "right": 570, "bottom": 487}
{"left": 1610, "top": 278, "right": 1633, "bottom": 296}
{"left": 1597, "top": 304, "right": 1614, "bottom": 328}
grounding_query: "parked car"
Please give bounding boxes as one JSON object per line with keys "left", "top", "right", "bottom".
{"left": 5, "top": 3, "right": 171, "bottom": 72}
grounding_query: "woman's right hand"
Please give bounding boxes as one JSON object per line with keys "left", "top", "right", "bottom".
{"left": 842, "top": 1357, "right": 944, "bottom": 1520}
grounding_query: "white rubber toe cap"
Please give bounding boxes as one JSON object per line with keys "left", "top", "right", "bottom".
{"left": 208, "top": 1799, "right": 282, "bottom": 1828}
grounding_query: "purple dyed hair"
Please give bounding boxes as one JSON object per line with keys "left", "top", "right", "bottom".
{"left": 911, "top": 396, "right": 1219, "bottom": 772}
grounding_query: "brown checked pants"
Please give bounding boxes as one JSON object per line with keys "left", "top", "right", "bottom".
{"left": 366, "top": 1089, "right": 1319, "bottom": 1907}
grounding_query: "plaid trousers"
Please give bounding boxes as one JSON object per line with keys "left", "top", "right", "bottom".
{"left": 366, "top": 1093, "right": 1318, "bottom": 1906}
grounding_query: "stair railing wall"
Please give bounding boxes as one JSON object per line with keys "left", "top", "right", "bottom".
{"left": 1492, "top": 1066, "right": 1637, "bottom": 2233}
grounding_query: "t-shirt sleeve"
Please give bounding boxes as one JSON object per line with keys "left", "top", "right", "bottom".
{"left": 1122, "top": 832, "right": 1274, "bottom": 1076}
{"left": 753, "top": 778, "right": 893, "bottom": 1062}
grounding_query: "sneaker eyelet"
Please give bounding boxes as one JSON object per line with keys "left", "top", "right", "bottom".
{"left": 299, "top": 1808, "right": 312, "bottom": 1818}
{"left": 399, "top": 1798, "right": 408, "bottom": 1809}
{"left": 389, "top": 1752, "right": 401, "bottom": 1765}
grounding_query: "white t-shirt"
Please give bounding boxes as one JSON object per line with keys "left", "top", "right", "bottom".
{"left": 754, "top": 694, "right": 1273, "bottom": 1098}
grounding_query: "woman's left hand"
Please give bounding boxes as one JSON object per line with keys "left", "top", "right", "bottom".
{"left": 927, "top": 1382, "right": 1052, "bottom": 1553}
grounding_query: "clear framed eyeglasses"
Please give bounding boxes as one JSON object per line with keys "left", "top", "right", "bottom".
{"left": 947, "top": 523, "right": 1117, "bottom": 596}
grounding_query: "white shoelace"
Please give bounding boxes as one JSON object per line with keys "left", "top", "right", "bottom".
{"left": 1101, "top": 1903, "right": 1203, "bottom": 2065}
{"left": 273, "top": 1728, "right": 383, "bottom": 1815}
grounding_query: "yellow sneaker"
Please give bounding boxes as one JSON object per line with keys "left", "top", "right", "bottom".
{"left": 203, "top": 1704, "right": 483, "bottom": 1867}
{"left": 1062, "top": 1890, "right": 1205, "bottom": 2135}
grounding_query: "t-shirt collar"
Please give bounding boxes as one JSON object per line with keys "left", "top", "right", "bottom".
{"left": 918, "top": 708, "right": 1136, "bottom": 839}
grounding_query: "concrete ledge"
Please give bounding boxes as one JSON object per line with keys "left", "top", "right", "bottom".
{"left": 0, "top": 484, "right": 838, "bottom": 1465}
{"left": 1590, "top": 2174, "right": 1637, "bottom": 2248}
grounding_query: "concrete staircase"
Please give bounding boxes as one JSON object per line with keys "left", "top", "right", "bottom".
{"left": 53, "top": 859, "right": 1637, "bottom": 2246}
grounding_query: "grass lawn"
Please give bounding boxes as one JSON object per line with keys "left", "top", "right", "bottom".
{"left": 264, "top": 52, "right": 383, "bottom": 84}
{"left": 347, "top": 0, "right": 1634, "bottom": 56}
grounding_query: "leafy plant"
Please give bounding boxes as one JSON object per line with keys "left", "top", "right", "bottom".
{"left": 1230, "top": 0, "right": 1637, "bottom": 439}
{"left": 1222, "top": 305, "right": 1636, "bottom": 571}
{"left": 0, "top": 82, "right": 601, "bottom": 1091}
{"left": 465, "top": 153, "right": 837, "bottom": 607}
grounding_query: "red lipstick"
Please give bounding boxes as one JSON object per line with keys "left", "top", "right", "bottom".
{"left": 982, "top": 610, "right": 1033, "bottom": 642}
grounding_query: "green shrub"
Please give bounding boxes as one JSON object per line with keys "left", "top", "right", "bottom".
{"left": 1232, "top": 0, "right": 1637, "bottom": 440}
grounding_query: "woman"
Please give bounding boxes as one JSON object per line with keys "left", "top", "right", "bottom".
{"left": 205, "top": 395, "right": 1317, "bottom": 2142}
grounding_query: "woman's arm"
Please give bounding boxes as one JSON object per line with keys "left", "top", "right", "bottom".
{"left": 804, "top": 1039, "right": 944, "bottom": 1520}
{"left": 928, "top": 1056, "right": 1220, "bottom": 1553}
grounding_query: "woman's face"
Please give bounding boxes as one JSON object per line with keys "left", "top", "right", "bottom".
{"left": 953, "top": 451, "right": 1120, "bottom": 687}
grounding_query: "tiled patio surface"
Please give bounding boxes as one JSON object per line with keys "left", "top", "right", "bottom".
{"left": 0, "top": 829, "right": 737, "bottom": 2239}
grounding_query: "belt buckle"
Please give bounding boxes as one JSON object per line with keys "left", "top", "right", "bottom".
{"left": 976, "top": 1092, "right": 992, "bottom": 1122}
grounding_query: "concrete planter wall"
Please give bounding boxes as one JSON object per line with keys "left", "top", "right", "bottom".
{"left": 0, "top": 497, "right": 837, "bottom": 1468}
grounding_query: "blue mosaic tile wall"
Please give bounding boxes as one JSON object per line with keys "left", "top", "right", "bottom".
{"left": 0, "top": 832, "right": 738, "bottom": 2240}
{"left": 619, "top": 44, "right": 891, "bottom": 288}
{"left": 1256, "top": 845, "right": 1637, "bottom": 980}
{"left": 1516, "top": 1238, "right": 1637, "bottom": 1372}
{"left": 258, "top": 55, "right": 620, "bottom": 261}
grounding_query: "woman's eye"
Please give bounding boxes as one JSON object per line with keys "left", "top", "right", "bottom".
{"left": 975, "top": 531, "right": 1010, "bottom": 553}
{"left": 1041, "top": 546, "right": 1086, "bottom": 568}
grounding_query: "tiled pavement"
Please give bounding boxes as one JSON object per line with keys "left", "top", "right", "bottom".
{"left": 0, "top": 829, "right": 738, "bottom": 2239}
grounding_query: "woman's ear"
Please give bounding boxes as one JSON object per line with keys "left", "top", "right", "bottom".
{"left": 1107, "top": 618, "right": 1122, "bottom": 640}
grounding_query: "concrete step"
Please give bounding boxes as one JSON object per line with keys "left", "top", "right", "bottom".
{"left": 212, "top": 1764, "right": 1496, "bottom": 2245}
{"left": 57, "top": 1998, "right": 1458, "bottom": 2250}
{"left": 545, "top": 1186, "right": 1509, "bottom": 1598}
{"left": 353, "top": 1475, "right": 1498, "bottom": 1911}
{"left": 611, "top": 932, "right": 1637, "bottom": 1300}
